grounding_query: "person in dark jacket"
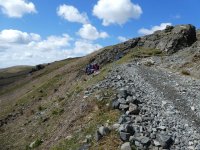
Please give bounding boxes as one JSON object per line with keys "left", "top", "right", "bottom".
{"left": 85, "top": 63, "right": 100, "bottom": 75}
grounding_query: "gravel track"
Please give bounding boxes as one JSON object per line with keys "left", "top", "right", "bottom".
{"left": 96, "top": 62, "right": 200, "bottom": 149}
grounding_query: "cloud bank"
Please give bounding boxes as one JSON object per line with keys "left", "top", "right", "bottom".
{"left": 0, "top": 29, "right": 102, "bottom": 68}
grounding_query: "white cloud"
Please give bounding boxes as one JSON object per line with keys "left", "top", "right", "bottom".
{"left": 0, "top": 29, "right": 102, "bottom": 68}
{"left": 0, "top": 0, "right": 36, "bottom": 18}
{"left": 29, "top": 34, "right": 72, "bottom": 51}
{"left": 118, "top": 36, "right": 128, "bottom": 42}
{"left": 57, "top": 4, "right": 89, "bottom": 24}
{"left": 0, "top": 29, "right": 40, "bottom": 43}
{"left": 72, "top": 40, "right": 102, "bottom": 56}
{"left": 93, "top": 0, "right": 142, "bottom": 26}
{"left": 138, "top": 23, "right": 172, "bottom": 35}
{"left": 77, "top": 24, "right": 109, "bottom": 40}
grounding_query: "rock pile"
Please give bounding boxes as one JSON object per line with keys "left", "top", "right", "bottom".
{"left": 111, "top": 87, "right": 174, "bottom": 149}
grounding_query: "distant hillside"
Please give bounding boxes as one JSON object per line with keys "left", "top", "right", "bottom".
{"left": 0, "top": 66, "right": 33, "bottom": 89}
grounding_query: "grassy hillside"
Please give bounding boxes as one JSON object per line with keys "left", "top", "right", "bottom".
{"left": 0, "top": 41, "right": 199, "bottom": 150}
{"left": 0, "top": 46, "right": 162, "bottom": 149}
{"left": 0, "top": 51, "right": 102, "bottom": 149}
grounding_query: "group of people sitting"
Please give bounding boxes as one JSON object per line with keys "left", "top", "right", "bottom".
{"left": 85, "top": 63, "right": 100, "bottom": 75}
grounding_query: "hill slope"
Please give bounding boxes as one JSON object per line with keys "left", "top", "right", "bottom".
{"left": 0, "top": 24, "right": 200, "bottom": 150}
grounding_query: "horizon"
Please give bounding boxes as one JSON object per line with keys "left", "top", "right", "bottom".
{"left": 0, "top": 0, "right": 200, "bottom": 68}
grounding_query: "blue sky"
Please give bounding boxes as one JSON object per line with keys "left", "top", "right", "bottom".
{"left": 0, "top": 0, "right": 199, "bottom": 68}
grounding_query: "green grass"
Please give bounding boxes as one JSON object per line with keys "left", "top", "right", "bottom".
{"left": 52, "top": 134, "right": 80, "bottom": 150}
{"left": 66, "top": 83, "right": 84, "bottom": 99}
{"left": 52, "top": 88, "right": 120, "bottom": 150}
{"left": 38, "top": 105, "right": 46, "bottom": 111}
{"left": 116, "top": 47, "right": 164, "bottom": 64}
{"left": 132, "top": 48, "right": 163, "bottom": 57}
{"left": 0, "top": 73, "right": 64, "bottom": 118}
{"left": 52, "top": 109, "right": 120, "bottom": 150}
{"left": 52, "top": 108, "right": 64, "bottom": 115}
{"left": 17, "top": 74, "right": 62, "bottom": 106}
{"left": 90, "top": 130, "right": 123, "bottom": 150}
{"left": 85, "top": 63, "right": 112, "bottom": 86}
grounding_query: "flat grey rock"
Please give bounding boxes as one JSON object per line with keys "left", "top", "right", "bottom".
{"left": 98, "top": 126, "right": 110, "bottom": 136}
{"left": 121, "top": 142, "right": 132, "bottom": 150}
{"left": 120, "top": 132, "right": 131, "bottom": 142}
{"left": 157, "top": 133, "right": 173, "bottom": 149}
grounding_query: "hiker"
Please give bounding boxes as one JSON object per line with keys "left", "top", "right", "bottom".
{"left": 85, "top": 63, "right": 100, "bottom": 75}
{"left": 89, "top": 64, "right": 94, "bottom": 74}
{"left": 93, "top": 63, "right": 99, "bottom": 72}
{"left": 85, "top": 64, "right": 93, "bottom": 75}
{"left": 85, "top": 64, "right": 90, "bottom": 75}
{"left": 96, "top": 64, "right": 100, "bottom": 70}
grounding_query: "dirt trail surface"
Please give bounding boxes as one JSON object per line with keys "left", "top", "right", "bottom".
{"left": 96, "top": 62, "right": 200, "bottom": 150}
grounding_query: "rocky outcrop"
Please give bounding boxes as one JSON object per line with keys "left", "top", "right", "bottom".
{"left": 30, "top": 64, "right": 45, "bottom": 73}
{"left": 93, "top": 24, "right": 197, "bottom": 65}
{"left": 137, "top": 24, "right": 197, "bottom": 53}
{"left": 92, "top": 38, "right": 140, "bottom": 65}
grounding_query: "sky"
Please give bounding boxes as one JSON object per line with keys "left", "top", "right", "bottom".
{"left": 0, "top": 0, "right": 199, "bottom": 68}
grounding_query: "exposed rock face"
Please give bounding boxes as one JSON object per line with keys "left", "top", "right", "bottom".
{"left": 92, "top": 38, "right": 140, "bottom": 65}
{"left": 138, "top": 24, "right": 197, "bottom": 53}
{"left": 93, "top": 24, "right": 197, "bottom": 65}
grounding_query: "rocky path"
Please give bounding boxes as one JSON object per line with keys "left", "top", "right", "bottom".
{"left": 94, "top": 62, "right": 200, "bottom": 150}
{"left": 135, "top": 64, "right": 200, "bottom": 128}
